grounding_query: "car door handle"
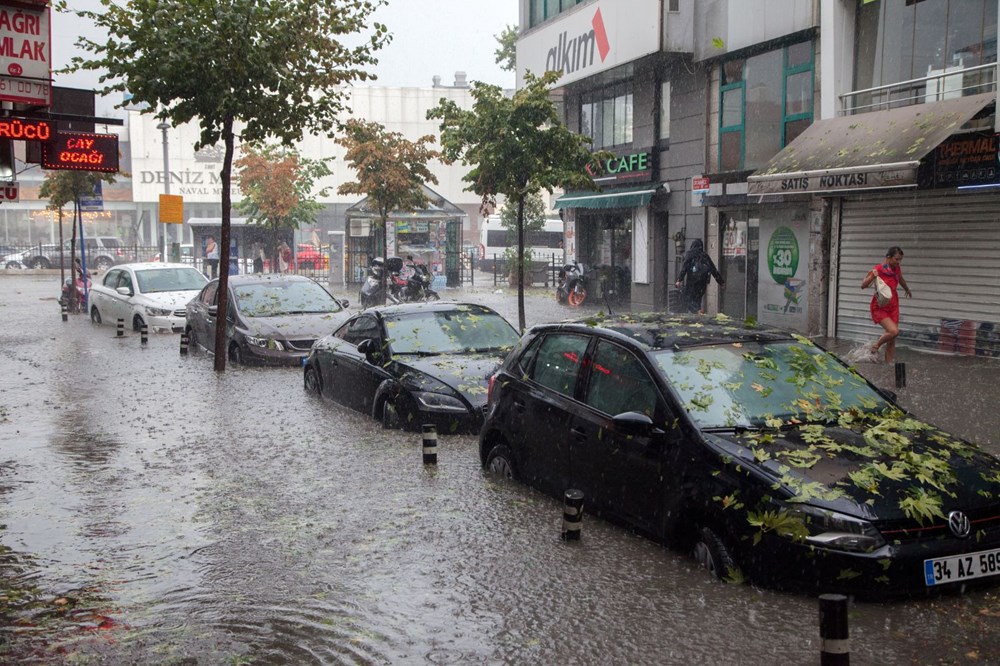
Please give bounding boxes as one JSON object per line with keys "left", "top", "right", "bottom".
{"left": 571, "top": 426, "right": 587, "bottom": 440}
{"left": 512, "top": 398, "right": 525, "bottom": 413}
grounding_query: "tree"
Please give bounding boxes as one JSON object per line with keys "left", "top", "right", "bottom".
{"left": 499, "top": 190, "right": 546, "bottom": 287}
{"left": 494, "top": 24, "right": 518, "bottom": 73}
{"left": 236, "top": 144, "right": 331, "bottom": 272}
{"left": 60, "top": 0, "right": 389, "bottom": 371}
{"left": 428, "top": 71, "right": 605, "bottom": 332}
{"left": 38, "top": 171, "right": 118, "bottom": 313}
{"left": 336, "top": 119, "right": 440, "bottom": 304}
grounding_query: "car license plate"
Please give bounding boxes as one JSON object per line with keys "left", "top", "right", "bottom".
{"left": 924, "top": 547, "right": 1000, "bottom": 586}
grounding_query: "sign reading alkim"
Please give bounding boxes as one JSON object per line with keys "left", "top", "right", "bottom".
{"left": 42, "top": 131, "right": 119, "bottom": 173}
{"left": 0, "top": 1, "right": 51, "bottom": 106}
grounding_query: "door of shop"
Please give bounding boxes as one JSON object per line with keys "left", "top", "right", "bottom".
{"left": 718, "top": 214, "right": 759, "bottom": 320}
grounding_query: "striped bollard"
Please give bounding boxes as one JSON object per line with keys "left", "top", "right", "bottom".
{"left": 819, "top": 593, "right": 850, "bottom": 665}
{"left": 180, "top": 333, "right": 189, "bottom": 355}
{"left": 422, "top": 424, "right": 437, "bottom": 465}
{"left": 140, "top": 323, "right": 148, "bottom": 346}
{"left": 116, "top": 318, "right": 125, "bottom": 337}
{"left": 562, "top": 489, "right": 585, "bottom": 541}
{"left": 894, "top": 362, "right": 906, "bottom": 389}
{"left": 61, "top": 304, "right": 67, "bottom": 322}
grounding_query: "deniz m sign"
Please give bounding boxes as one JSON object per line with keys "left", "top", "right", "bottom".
{"left": 516, "top": 0, "right": 660, "bottom": 88}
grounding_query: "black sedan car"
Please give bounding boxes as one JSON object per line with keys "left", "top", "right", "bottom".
{"left": 479, "top": 312, "right": 1000, "bottom": 597}
{"left": 185, "top": 274, "right": 350, "bottom": 365}
{"left": 304, "top": 302, "right": 519, "bottom": 433}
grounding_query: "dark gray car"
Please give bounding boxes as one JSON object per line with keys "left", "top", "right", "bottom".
{"left": 185, "top": 274, "right": 351, "bottom": 366}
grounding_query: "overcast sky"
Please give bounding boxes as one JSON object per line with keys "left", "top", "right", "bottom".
{"left": 51, "top": 1, "right": 518, "bottom": 114}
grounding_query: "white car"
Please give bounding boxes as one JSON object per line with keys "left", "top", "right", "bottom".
{"left": 89, "top": 262, "right": 208, "bottom": 333}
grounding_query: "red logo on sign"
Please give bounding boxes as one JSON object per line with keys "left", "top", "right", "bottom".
{"left": 592, "top": 9, "right": 610, "bottom": 62}
{"left": 7, "top": 63, "right": 21, "bottom": 76}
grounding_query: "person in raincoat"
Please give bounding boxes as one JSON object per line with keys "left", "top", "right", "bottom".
{"left": 675, "top": 238, "right": 724, "bottom": 313}
{"left": 861, "top": 246, "right": 911, "bottom": 363}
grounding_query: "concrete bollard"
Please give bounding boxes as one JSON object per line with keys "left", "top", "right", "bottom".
{"left": 180, "top": 333, "right": 189, "bottom": 355}
{"left": 61, "top": 305, "right": 67, "bottom": 322}
{"left": 819, "top": 593, "right": 850, "bottom": 665}
{"left": 894, "top": 362, "right": 906, "bottom": 389}
{"left": 422, "top": 424, "right": 437, "bottom": 465}
{"left": 561, "top": 489, "right": 585, "bottom": 541}
{"left": 140, "top": 323, "right": 148, "bottom": 346}
{"left": 116, "top": 318, "right": 125, "bottom": 337}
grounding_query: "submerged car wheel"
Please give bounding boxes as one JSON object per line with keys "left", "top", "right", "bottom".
{"left": 5, "top": 260, "right": 22, "bottom": 270}
{"left": 485, "top": 444, "right": 516, "bottom": 480}
{"left": 693, "top": 526, "right": 736, "bottom": 580}
{"left": 381, "top": 398, "right": 401, "bottom": 429}
{"left": 304, "top": 365, "right": 322, "bottom": 395}
{"left": 133, "top": 315, "right": 145, "bottom": 332}
{"left": 228, "top": 344, "right": 243, "bottom": 365}
{"left": 90, "top": 306, "right": 102, "bottom": 325}
{"left": 95, "top": 257, "right": 114, "bottom": 272}
{"left": 186, "top": 328, "right": 199, "bottom": 353}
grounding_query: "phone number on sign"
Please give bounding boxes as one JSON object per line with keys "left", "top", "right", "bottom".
{"left": 0, "top": 77, "right": 50, "bottom": 104}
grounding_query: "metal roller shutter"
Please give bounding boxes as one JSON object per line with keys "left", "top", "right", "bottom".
{"left": 836, "top": 190, "right": 1000, "bottom": 354}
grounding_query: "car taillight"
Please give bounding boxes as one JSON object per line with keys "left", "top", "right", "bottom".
{"left": 116, "top": 248, "right": 123, "bottom": 256}
{"left": 487, "top": 373, "right": 496, "bottom": 403}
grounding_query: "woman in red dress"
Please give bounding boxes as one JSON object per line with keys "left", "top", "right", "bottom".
{"left": 860, "top": 246, "right": 912, "bottom": 363}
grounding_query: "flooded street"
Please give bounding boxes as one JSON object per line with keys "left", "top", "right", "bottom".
{"left": 1, "top": 275, "right": 998, "bottom": 664}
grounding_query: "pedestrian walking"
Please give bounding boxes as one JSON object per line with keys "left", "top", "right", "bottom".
{"left": 674, "top": 239, "right": 724, "bottom": 314}
{"left": 861, "top": 246, "right": 912, "bottom": 364}
{"left": 252, "top": 241, "right": 265, "bottom": 274}
{"left": 278, "top": 240, "right": 292, "bottom": 274}
{"left": 205, "top": 236, "right": 219, "bottom": 279}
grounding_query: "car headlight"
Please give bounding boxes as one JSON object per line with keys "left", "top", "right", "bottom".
{"left": 145, "top": 306, "right": 173, "bottom": 316}
{"left": 245, "top": 336, "right": 285, "bottom": 351}
{"left": 412, "top": 391, "right": 467, "bottom": 412}
{"left": 791, "top": 505, "right": 886, "bottom": 553}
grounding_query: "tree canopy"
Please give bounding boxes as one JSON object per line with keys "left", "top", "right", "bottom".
{"left": 428, "top": 71, "right": 604, "bottom": 331}
{"left": 59, "top": 0, "right": 389, "bottom": 370}
{"left": 236, "top": 144, "right": 331, "bottom": 269}
{"left": 494, "top": 24, "right": 518, "bottom": 73}
{"left": 336, "top": 119, "right": 439, "bottom": 303}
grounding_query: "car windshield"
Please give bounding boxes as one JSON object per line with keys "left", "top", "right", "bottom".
{"left": 135, "top": 267, "right": 208, "bottom": 293}
{"left": 653, "top": 340, "right": 891, "bottom": 428}
{"left": 233, "top": 280, "right": 343, "bottom": 317}
{"left": 384, "top": 306, "right": 519, "bottom": 355}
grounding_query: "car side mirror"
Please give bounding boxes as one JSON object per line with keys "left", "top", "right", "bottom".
{"left": 340, "top": 298, "right": 350, "bottom": 309}
{"left": 357, "top": 338, "right": 381, "bottom": 363}
{"left": 612, "top": 411, "right": 657, "bottom": 436}
{"left": 208, "top": 305, "right": 218, "bottom": 317}
{"left": 116, "top": 286, "right": 132, "bottom": 296}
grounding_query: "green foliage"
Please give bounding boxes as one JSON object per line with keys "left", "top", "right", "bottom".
{"left": 428, "top": 70, "right": 607, "bottom": 331}
{"left": 38, "top": 171, "right": 118, "bottom": 210}
{"left": 499, "top": 190, "right": 547, "bottom": 269}
{"left": 494, "top": 24, "right": 518, "bottom": 73}
{"left": 747, "top": 509, "right": 810, "bottom": 545}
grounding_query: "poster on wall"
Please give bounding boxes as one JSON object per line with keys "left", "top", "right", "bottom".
{"left": 758, "top": 218, "right": 809, "bottom": 331}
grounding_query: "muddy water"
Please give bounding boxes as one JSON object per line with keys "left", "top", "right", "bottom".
{"left": 1, "top": 276, "right": 997, "bottom": 664}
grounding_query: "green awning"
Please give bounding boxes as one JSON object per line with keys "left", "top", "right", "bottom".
{"left": 554, "top": 183, "right": 667, "bottom": 210}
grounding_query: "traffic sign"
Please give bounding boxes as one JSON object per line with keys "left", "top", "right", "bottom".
{"left": 159, "top": 193, "right": 183, "bottom": 224}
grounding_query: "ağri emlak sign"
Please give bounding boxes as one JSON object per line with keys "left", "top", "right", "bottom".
{"left": 0, "top": 1, "right": 51, "bottom": 106}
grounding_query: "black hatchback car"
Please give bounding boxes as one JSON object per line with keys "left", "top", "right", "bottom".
{"left": 185, "top": 274, "right": 350, "bottom": 365}
{"left": 479, "top": 313, "right": 1000, "bottom": 597}
{"left": 304, "top": 302, "right": 519, "bottom": 433}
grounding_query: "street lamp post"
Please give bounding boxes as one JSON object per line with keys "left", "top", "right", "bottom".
{"left": 157, "top": 119, "right": 170, "bottom": 262}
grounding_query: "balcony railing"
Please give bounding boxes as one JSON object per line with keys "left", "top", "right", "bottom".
{"left": 840, "top": 62, "right": 997, "bottom": 115}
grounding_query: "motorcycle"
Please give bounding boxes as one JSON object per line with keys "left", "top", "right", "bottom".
{"left": 59, "top": 272, "right": 92, "bottom": 312}
{"left": 398, "top": 262, "right": 440, "bottom": 302}
{"left": 556, "top": 262, "right": 587, "bottom": 306}
{"left": 359, "top": 257, "right": 402, "bottom": 308}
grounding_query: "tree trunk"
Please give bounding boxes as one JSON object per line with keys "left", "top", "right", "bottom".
{"left": 516, "top": 195, "right": 526, "bottom": 333}
{"left": 380, "top": 211, "right": 389, "bottom": 305}
{"left": 68, "top": 202, "right": 79, "bottom": 314}
{"left": 214, "top": 114, "right": 235, "bottom": 372}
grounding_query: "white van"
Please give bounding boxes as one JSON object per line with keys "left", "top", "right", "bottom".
{"left": 478, "top": 215, "right": 564, "bottom": 273}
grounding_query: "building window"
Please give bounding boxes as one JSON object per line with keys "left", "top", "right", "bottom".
{"left": 669, "top": 0, "right": 680, "bottom": 11}
{"left": 659, "top": 81, "right": 671, "bottom": 145}
{"left": 580, "top": 84, "right": 634, "bottom": 149}
{"left": 718, "top": 40, "right": 814, "bottom": 171}
{"left": 854, "top": 0, "right": 997, "bottom": 99}
{"left": 529, "top": 0, "right": 586, "bottom": 28}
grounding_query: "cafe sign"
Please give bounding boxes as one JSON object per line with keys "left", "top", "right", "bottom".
{"left": 588, "top": 148, "right": 655, "bottom": 185}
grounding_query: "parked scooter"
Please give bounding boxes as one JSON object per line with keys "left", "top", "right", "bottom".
{"left": 556, "top": 262, "right": 587, "bottom": 306}
{"left": 399, "top": 261, "right": 440, "bottom": 302}
{"left": 360, "top": 257, "right": 402, "bottom": 308}
{"left": 59, "top": 272, "right": 92, "bottom": 312}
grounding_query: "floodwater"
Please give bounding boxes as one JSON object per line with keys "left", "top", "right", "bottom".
{"left": 1, "top": 275, "right": 997, "bottom": 664}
